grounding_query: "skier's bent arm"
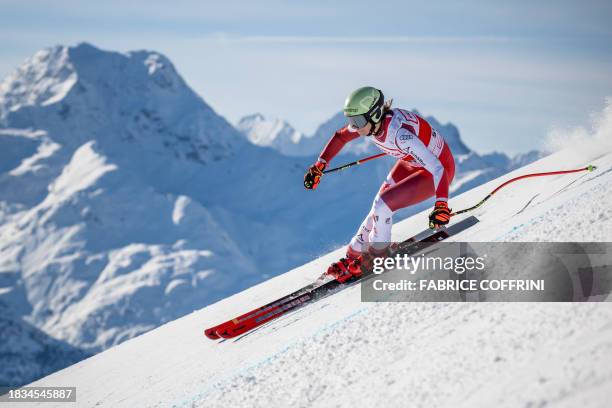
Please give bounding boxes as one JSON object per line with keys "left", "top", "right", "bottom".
{"left": 433, "top": 169, "right": 450, "bottom": 202}
{"left": 398, "top": 134, "right": 450, "bottom": 202}
{"left": 405, "top": 139, "right": 453, "bottom": 227}
{"left": 304, "top": 126, "right": 360, "bottom": 190}
{"left": 318, "top": 127, "right": 360, "bottom": 164}
{"left": 411, "top": 145, "right": 449, "bottom": 201}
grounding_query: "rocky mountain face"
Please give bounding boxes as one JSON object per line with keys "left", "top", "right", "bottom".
{"left": 0, "top": 301, "right": 89, "bottom": 387}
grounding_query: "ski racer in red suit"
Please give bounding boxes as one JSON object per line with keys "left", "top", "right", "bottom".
{"left": 304, "top": 87, "right": 456, "bottom": 283}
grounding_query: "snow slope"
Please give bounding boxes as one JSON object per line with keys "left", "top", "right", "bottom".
{"left": 22, "top": 125, "right": 612, "bottom": 407}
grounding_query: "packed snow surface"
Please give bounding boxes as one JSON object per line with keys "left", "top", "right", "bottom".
{"left": 20, "top": 132, "right": 612, "bottom": 407}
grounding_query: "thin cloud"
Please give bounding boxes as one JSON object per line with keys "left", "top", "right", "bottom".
{"left": 203, "top": 33, "right": 517, "bottom": 44}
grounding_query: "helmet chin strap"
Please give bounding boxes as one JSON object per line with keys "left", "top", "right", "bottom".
{"left": 366, "top": 122, "right": 377, "bottom": 136}
{"left": 365, "top": 105, "right": 384, "bottom": 136}
{"left": 367, "top": 118, "right": 382, "bottom": 136}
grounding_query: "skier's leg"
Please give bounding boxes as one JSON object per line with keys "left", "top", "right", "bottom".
{"left": 380, "top": 168, "right": 436, "bottom": 211}
{"left": 347, "top": 161, "right": 417, "bottom": 255}
{"left": 346, "top": 147, "right": 455, "bottom": 264}
{"left": 347, "top": 215, "right": 374, "bottom": 256}
{"left": 366, "top": 194, "right": 395, "bottom": 252}
{"left": 381, "top": 145, "right": 456, "bottom": 212}
{"left": 366, "top": 161, "right": 423, "bottom": 249}
{"left": 369, "top": 157, "right": 457, "bottom": 246}
{"left": 346, "top": 160, "right": 405, "bottom": 258}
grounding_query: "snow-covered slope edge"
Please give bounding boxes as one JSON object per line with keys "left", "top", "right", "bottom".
{"left": 25, "top": 131, "right": 612, "bottom": 407}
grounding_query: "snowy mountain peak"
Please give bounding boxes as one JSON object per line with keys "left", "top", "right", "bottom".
{"left": 0, "top": 45, "right": 77, "bottom": 118}
{"left": 239, "top": 113, "right": 266, "bottom": 123}
{"left": 0, "top": 42, "right": 245, "bottom": 159}
{"left": 66, "top": 43, "right": 183, "bottom": 93}
{"left": 237, "top": 113, "right": 305, "bottom": 154}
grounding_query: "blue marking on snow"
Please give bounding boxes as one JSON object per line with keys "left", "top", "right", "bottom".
{"left": 493, "top": 213, "right": 546, "bottom": 241}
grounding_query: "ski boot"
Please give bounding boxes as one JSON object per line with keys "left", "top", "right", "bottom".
{"left": 325, "top": 246, "right": 375, "bottom": 283}
{"left": 325, "top": 256, "right": 363, "bottom": 283}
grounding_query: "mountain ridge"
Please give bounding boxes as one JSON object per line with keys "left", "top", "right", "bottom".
{"left": 237, "top": 110, "right": 539, "bottom": 169}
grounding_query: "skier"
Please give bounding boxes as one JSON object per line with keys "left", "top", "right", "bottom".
{"left": 304, "top": 86, "right": 455, "bottom": 283}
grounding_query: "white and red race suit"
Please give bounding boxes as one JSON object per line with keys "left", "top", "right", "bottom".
{"left": 318, "top": 108, "right": 456, "bottom": 254}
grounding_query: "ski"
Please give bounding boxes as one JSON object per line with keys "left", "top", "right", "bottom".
{"left": 204, "top": 280, "right": 324, "bottom": 339}
{"left": 205, "top": 216, "right": 479, "bottom": 340}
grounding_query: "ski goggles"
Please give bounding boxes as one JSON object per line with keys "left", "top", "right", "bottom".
{"left": 347, "top": 114, "right": 368, "bottom": 130}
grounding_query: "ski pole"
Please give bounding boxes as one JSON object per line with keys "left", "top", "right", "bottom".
{"left": 451, "top": 164, "right": 597, "bottom": 217}
{"left": 322, "top": 153, "right": 386, "bottom": 174}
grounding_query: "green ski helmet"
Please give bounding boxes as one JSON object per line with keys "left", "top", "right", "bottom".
{"left": 343, "top": 86, "right": 385, "bottom": 131}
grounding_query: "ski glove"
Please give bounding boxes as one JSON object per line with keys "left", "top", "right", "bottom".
{"left": 304, "top": 161, "right": 326, "bottom": 190}
{"left": 429, "top": 200, "right": 451, "bottom": 229}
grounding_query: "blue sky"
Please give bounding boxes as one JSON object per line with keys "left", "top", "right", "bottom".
{"left": 1, "top": 0, "right": 611, "bottom": 154}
